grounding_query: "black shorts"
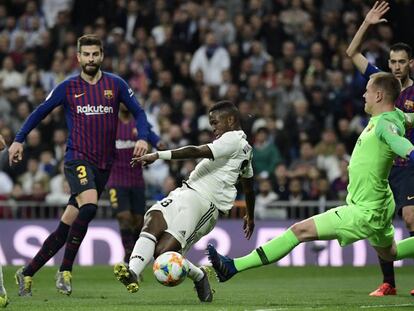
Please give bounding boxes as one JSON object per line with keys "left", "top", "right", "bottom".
{"left": 64, "top": 160, "right": 110, "bottom": 208}
{"left": 389, "top": 165, "right": 414, "bottom": 216}
{"left": 108, "top": 187, "right": 146, "bottom": 216}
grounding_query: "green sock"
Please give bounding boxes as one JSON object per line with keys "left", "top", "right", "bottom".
{"left": 396, "top": 237, "right": 414, "bottom": 260}
{"left": 234, "top": 229, "right": 300, "bottom": 272}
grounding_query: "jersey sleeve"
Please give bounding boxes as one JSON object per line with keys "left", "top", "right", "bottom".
{"left": 362, "top": 63, "right": 381, "bottom": 81}
{"left": 376, "top": 117, "right": 414, "bottom": 158}
{"left": 14, "top": 82, "right": 66, "bottom": 143}
{"left": 148, "top": 124, "right": 160, "bottom": 147}
{"left": 207, "top": 132, "right": 239, "bottom": 159}
{"left": 118, "top": 77, "right": 149, "bottom": 141}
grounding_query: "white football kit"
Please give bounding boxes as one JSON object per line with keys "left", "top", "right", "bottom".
{"left": 146, "top": 130, "right": 253, "bottom": 252}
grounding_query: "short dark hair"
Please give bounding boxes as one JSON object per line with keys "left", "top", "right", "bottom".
{"left": 390, "top": 42, "right": 412, "bottom": 59}
{"left": 209, "top": 101, "right": 240, "bottom": 121}
{"left": 370, "top": 72, "right": 401, "bottom": 103}
{"left": 77, "top": 34, "right": 103, "bottom": 53}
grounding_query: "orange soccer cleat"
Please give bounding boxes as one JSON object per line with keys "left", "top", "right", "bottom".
{"left": 369, "top": 283, "right": 397, "bottom": 296}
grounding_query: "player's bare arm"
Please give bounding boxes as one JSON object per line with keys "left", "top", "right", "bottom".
{"left": 346, "top": 1, "right": 389, "bottom": 73}
{"left": 131, "top": 145, "right": 213, "bottom": 167}
{"left": 8, "top": 142, "right": 23, "bottom": 166}
{"left": 240, "top": 177, "right": 255, "bottom": 240}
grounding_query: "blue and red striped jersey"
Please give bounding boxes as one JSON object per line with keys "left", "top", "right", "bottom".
{"left": 107, "top": 118, "right": 160, "bottom": 188}
{"left": 394, "top": 85, "right": 414, "bottom": 166}
{"left": 15, "top": 72, "right": 149, "bottom": 170}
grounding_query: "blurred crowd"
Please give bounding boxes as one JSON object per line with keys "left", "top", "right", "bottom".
{"left": 0, "top": 0, "right": 413, "bottom": 219}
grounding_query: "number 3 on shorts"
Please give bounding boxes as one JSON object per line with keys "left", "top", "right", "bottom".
{"left": 76, "top": 165, "right": 87, "bottom": 179}
{"left": 160, "top": 198, "right": 172, "bottom": 207}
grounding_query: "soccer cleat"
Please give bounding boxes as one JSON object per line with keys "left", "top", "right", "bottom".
{"left": 56, "top": 271, "right": 72, "bottom": 296}
{"left": 0, "top": 292, "right": 9, "bottom": 308}
{"left": 206, "top": 244, "right": 237, "bottom": 282}
{"left": 410, "top": 288, "right": 414, "bottom": 296}
{"left": 193, "top": 267, "right": 213, "bottom": 302}
{"left": 113, "top": 263, "right": 139, "bottom": 293}
{"left": 15, "top": 267, "right": 32, "bottom": 297}
{"left": 369, "top": 283, "right": 396, "bottom": 296}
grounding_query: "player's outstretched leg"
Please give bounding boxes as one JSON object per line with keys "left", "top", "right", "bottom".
{"left": 14, "top": 267, "right": 32, "bottom": 297}
{"left": 113, "top": 263, "right": 139, "bottom": 293}
{"left": 55, "top": 271, "right": 72, "bottom": 295}
{"left": 206, "top": 244, "right": 237, "bottom": 282}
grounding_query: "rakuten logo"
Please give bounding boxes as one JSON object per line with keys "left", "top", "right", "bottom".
{"left": 77, "top": 105, "right": 114, "bottom": 115}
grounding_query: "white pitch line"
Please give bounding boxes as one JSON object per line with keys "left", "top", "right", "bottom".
{"left": 360, "top": 303, "right": 414, "bottom": 309}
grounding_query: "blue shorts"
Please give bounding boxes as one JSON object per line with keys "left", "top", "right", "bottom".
{"left": 64, "top": 159, "right": 110, "bottom": 208}
{"left": 389, "top": 165, "right": 414, "bottom": 215}
{"left": 108, "top": 187, "right": 146, "bottom": 216}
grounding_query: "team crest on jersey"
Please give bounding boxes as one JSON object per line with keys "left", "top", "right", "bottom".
{"left": 104, "top": 89, "right": 113, "bottom": 99}
{"left": 404, "top": 100, "right": 414, "bottom": 110}
{"left": 389, "top": 124, "right": 399, "bottom": 135}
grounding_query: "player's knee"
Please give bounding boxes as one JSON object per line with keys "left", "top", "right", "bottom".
{"left": 290, "top": 222, "right": 312, "bottom": 242}
{"left": 116, "top": 213, "right": 132, "bottom": 229}
{"left": 79, "top": 203, "right": 97, "bottom": 221}
{"left": 402, "top": 206, "right": 414, "bottom": 230}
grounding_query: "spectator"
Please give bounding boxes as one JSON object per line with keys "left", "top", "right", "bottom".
{"left": 255, "top": 177, "right": 281, "bottom": 220}
{"left": 190, "top": 32, "right": 230, "bottom": 86}
{"left": 252, "top": 127, "right": 283, "bottom": 176}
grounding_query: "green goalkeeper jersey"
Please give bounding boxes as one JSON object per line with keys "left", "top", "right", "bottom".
{"left": 347, "top": 108, "right": 413, "bottom": 210}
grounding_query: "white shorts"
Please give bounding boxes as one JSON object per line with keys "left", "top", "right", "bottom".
{"left": 145, "top": 185, "right": 218, "bottom": 253}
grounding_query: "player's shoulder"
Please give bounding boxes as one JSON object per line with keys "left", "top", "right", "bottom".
{"left": 399, "top": 83, "right": 414, "bottom": 99}
{"left": 376, "top": 109, "right": 405, "bottom": 134}
{"left": 102, "top": 71, "right": 125, "bottom": 84}
{"left": 56, "top": 74, "right": 79, "bottom": 88}
{"left": 217, "top": 130, "right": 248, "bottom": 144}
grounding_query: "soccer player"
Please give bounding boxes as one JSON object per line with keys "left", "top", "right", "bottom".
{"left": 107, "top": 103, "right": 163, "bottom": 264}
{"left": 9, "top": 34, "right": 150, "bottom": 296}
{"left": 0, "top": 134, "right": 9, "bottom": 308}
{"left": 206, "top": 73, "right": 414, "bottom": 290}
{"left": 346, "top": 1, "right": 414, "bottom": 296}
{"left": 113, "top": 101, "right": 255, "bottom": 303}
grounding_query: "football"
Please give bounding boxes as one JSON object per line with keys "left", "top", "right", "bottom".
{"left": 153, "top": 251, "right": 189, "bottom": 287}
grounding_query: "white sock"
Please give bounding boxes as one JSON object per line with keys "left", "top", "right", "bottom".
{"left": 129, "top": 232, "right": 157, "bottom": 277}
{"left": 0, "top": 265, "right": 5, "bottom": 293}
{"left": 186, "top": 260, "right": 204, "bottom": 282}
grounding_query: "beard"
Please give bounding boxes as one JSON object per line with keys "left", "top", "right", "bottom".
{"left": 82, "top": 63, "right": 100, "bottom": 76}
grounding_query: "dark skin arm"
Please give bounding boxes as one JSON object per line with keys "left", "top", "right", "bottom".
{"left": 131, "top": 145, "right": 213, "bottom": 167}
{"left": 240, "top": 177, "right": 255, "bottom": 239}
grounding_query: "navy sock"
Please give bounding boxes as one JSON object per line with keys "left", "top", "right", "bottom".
{"left": 59, "top": 203, "right": 97, "bottom": 272}
{"left": 23, "top": 221, "right": 70, "bottom": 277}
{"left": 378, "top": 256, "right": 395, "bottom": 287}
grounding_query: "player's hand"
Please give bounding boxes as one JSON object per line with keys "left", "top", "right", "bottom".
{"left": 8, "top": 142, "right": 23, "bottom": 166}
{"left": 243, "top": 215, "right": 255, "bottom": 240}
{"left": 133, "top": 139, "right": 148, "bottom": 157}
{"left": 0, "top": 134, "right": 6, "bottom": 151}
{"left": 156, "top": 141, "right": 167, "bottom": 151}
{"left": 131, "top": 152, "right": 159, "bottom": 167}
{"left": 364, "top": 1, "right": 389, "bottom": 25}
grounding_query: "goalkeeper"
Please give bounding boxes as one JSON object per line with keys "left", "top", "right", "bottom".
{"left": 207, "top": 72, "right": 414, "bottom": 283}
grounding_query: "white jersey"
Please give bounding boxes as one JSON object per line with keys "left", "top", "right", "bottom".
{"left": 186, "top": 130, "right": 253, "bottom": 212}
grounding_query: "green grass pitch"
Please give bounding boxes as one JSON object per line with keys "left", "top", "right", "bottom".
{"left": 2, "top": 265, "right": 414, "bottom": 310}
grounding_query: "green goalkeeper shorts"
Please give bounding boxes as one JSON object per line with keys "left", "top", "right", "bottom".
{"left": 312, "top": 203, "right": 395, "bottom": 248}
